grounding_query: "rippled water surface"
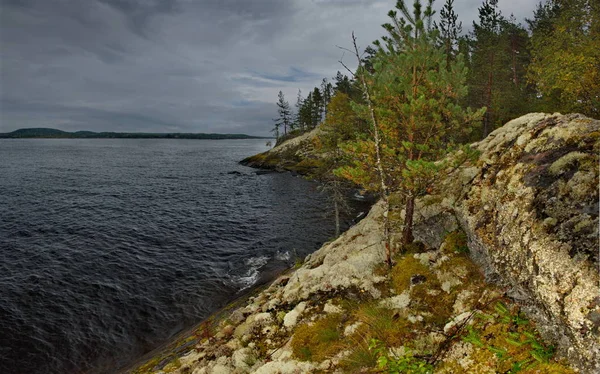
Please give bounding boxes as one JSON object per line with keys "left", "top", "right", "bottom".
{"left": 0, "top": 139, "right": 369, "bottom": 374}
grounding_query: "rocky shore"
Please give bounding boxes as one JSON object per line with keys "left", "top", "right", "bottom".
{"left": 130, "top": 113, "right": 599, "bottom": 374}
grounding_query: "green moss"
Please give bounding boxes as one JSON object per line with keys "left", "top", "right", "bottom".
{"left": 289, "top": 157, "right": 324, "bottom": 174}
{"left": 438, "top": 253, "right": 484, "bottom": 283}
{"left": 131, "top": 355, "right": 164, "bottom": 374}
{"left": 291, "top": 313, "right": 344, "bottom": 362}
{"left": 443, "top": 230, "right": 469, "bottom": 254}
{"left": 401, "top": 241, "right": 428, "bottom": 254}
{"left": 390, "top": 255, "right": 432, "bottom": 293}
{"left": 411, "top": 284, "right": 455, "bottom": 327}
{"left": 388, "top": 192, "right": 404, "bottom": 208}
{"left": 574, "top": 218, "right": 593, "bottom": 233}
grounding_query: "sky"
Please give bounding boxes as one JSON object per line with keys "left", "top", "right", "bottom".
{"left": 0, "top": 0, "right": 540, "bottom": 136}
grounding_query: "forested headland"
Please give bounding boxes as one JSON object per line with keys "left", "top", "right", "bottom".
{"left": 267, "top": 0, "right": 598, "bottom": 264}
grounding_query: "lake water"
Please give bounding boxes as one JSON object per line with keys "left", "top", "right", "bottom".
{"left": 0, "top": 139, "right": 369, "bottom": 374}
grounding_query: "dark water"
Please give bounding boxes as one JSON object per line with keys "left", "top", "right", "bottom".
{"left": 0, "top": 139, "right": 369, "bottom": 374}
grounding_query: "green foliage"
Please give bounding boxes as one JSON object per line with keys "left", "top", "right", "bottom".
{"left": 495, "top": 301, "right": 529, "bottom": 326}
{"left": 319, "top": 92, "right": 369, "bottom": 150}
{"left": 459, "top": 302, "right": 561, "bottom": 373}
{"left": 436, "top": 0, "right": 462, "bottom": 70}
{"left": 335, "top": 0, "right": 484, "bottom": 246}
{"left": 443, "top": 230, "right": 469, "bottom": 253}
{"left": 339, "top": 333, "right": 379, "bottom": 372}
{"left": 462, "top": 325, "right": 484, "bottom": 347}
{"left": 273, "top": 90, "right": 293, "bottom": 139}
{"left": 334, "top": 71, "right": 356, "bottom": 98}
{"left": 369, "top": 339, "right": 433, "bottom": 374}
{"left": 527, "top": 0, "right": 599, "bottom": 117}
{"left": 466, "top": 0, "right": 535, "bottom": 138}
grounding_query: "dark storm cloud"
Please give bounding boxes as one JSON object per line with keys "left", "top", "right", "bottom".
{"left": 0, "top": 0, "right": 538, "bottom": 136}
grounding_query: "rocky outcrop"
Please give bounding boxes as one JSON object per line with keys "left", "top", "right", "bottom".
{"left": 239, "top": 127, "right": 323, "bottom": 174}
{"left": 412, "top": 113, "right": 600, "bottom": 371}
{"left": 131, "top": 113, "right": 598, "bottom": 374}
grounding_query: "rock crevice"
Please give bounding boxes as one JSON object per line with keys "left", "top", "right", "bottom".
{"left": 415, "top": 113, "right": 599, "bottom": 371}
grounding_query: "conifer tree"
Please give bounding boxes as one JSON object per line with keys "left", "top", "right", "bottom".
{"left": 274, "top": 91, "right": 292, "bottom": 138}
{"left": 495, "top": 15, "right": 533, "bottom": 121}
{"left": 337, "top": 0, "right": 483, "bottom": 261}
{"left": 298, "top": 92, "right": 314, "bottom": 131}
{"left": 436, "top": 0, "right": 462, "bottom": 70}
{"left": 293, "top": 89, "right": 303, "bottom": 131}
{"left": 334, "top": 71, "right": 353, "bottom": 96}
{"left": 313, "top": 93, "right": 363, "bottom": 237}
{"left": 311, "top": 87, "right": 324, "bottom": 128}
{"left": 468, "top": 0, "right": 504, "bottom": 138}
{"left": 466, "top": 2, "right": 534, "bottom": 136}
{"left": 320, "top": 78, "right": 334, "bottom": 118}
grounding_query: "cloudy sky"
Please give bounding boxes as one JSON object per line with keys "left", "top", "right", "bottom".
{"left": 0, "top": 0, "right": 539, "bottom": 136}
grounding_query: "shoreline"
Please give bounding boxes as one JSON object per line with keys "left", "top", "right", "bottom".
{"left": 127, "top": 113, "right": 599, "bottom": 374}
{"left": 124, "top": 151, "right": 373, "bottom": 373}
{"left": 121, "top": 267, "right": 293, "bottom": 374}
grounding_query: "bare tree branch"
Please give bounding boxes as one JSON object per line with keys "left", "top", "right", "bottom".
{"left": 342, "top": 31, "right": 393, "bottom": 267}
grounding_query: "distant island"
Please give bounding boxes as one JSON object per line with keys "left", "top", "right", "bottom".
{"left": 0, "top": 128, "right": 268, "bottom": 140}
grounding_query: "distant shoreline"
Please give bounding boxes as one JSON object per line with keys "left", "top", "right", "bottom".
{"left": 0, "top": 127, "right": 270, "bottom": 140}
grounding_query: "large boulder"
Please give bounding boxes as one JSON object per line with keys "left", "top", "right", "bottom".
{"left": 276, "top": 200, "right": 388, "bottom": 304}
{"left": 412, "top": 113, "right": 599, "bottom": 372}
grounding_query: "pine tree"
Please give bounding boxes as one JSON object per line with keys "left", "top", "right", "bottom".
{"left": 319, "top": 92, "right": 368, "bottom": 148}
{"left": 298, "top": 92, "right": 314, "bottom": 131}
{"left": 466, "top": 1, "right": 535, "bottom": 136}
{"left": 436, "top": 0, "right": 462, "bottom": 70}
{"left": 468, "top": 0, "right": 504, "bottom": 138}
{"left": 494, "top": 15, "right": 534, "bottom": 122}
{"left": 311, "top": 87, "right": 324, "bottom": 128}
{"left": 293, "top": 89, "right": 303, "bottom": 131}
{"left": 273, "top": 91, "right": 292, "bottom": 138}
{"left": 334, "top": 71, "right": 353, "bottom": 96}
{"left": 320, "top": 78, "right": 334, "bottom": 118}
{"left": 314, "top": 93, "right": 364, "bottom": 237}
{"left": 337, "top": 0, "right": 483, "bottom": 260}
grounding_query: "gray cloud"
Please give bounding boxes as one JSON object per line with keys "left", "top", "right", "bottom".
{"left": 0, "top": 0, "right": 539, "bottom": 136}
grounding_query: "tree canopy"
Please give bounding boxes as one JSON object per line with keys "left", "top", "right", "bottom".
{"left": 265, "top": 0, "right": 598, "bottom": 261}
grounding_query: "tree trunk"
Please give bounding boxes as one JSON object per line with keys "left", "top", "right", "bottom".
{"left": 483, "top": 52, "right": 495, "bottom": 139}
{"left": 483, "top": 112, "right": 489, "bottom": 140}
{"left": 334, "top": 200, "right": 340, "bottom": 237}
{"left": 511, "top": 34, "right": 518, "bottom": 86}
{"left": 347, "top": 32, "right": 392, "bottom": 267}
{"left": 402, "top": 194, "right": 415, "bottom": 245}
{"left": 383, "top": 202, "right": 391, "bottom": 266}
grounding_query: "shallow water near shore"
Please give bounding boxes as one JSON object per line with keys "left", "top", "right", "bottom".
{"left": 0, "top": 139, "right": 369, "bottom": 374}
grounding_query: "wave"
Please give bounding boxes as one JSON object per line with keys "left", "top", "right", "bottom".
{"left": 229, "top": 255, "right": 270, "bottom": 290}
